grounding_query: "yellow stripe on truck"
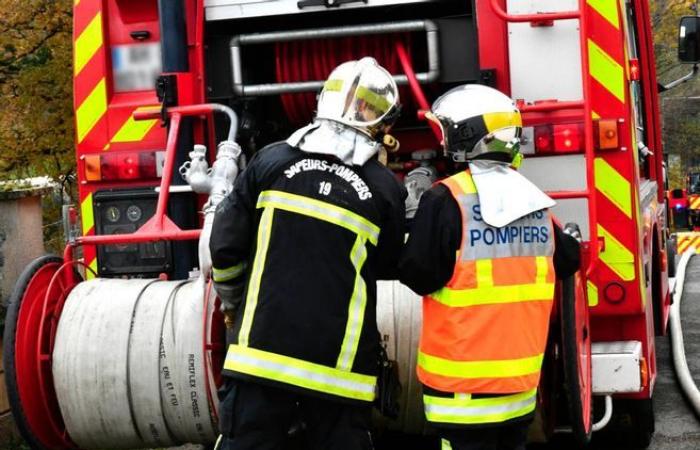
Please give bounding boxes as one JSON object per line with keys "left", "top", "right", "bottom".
{"left": 111, "top": 116, "right": 158, "bottom": 144}
{"left": 588, "top": 39, "right": 625, "bottom": 103}
{"left": 597, "top": 225, "right": 635, "bottom": 281}
{"left": 595, "top": 158, "right": 632, "bottom": 218}
{"left": 81, "top": 192, "right": 94, "bottom": 235}
{"left": 74, "top": 12, "right": 103, "bottom": 76}
{"left": 587, "top": 0, "right": 620, "bottom": 29}
{"left": 76, "top": 78, "right": 108, "bottom": 143}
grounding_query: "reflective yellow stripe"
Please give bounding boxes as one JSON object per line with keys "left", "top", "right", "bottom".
{"left": 111, "top": 115, "right": 158, "bottom": 144}
{"left": 257, "top": 190, "right": 380, "bottom": 245}
{"left": 212, "top": 262, "right": 247, "bottom": 283}
{"left": 536, "top": 256, "right": 549, "bottom": 285}
{"left": 418, "top": 351, "right": 544, "bottom": 379}
{"left": 324, "top": 79, "right": 343, "bottom": 92}
{"left": 238, "top": 207, "right": 274, "bottom": 347}
{"left": 587, "top": 281, "right": 599, "bottom": 307}
{"left": 588, "top": 39, "right": 625, "bottom": 103}
{"left": 452, "top": 172, "right": 477, "bottom": 194}
{"left": 475, "top": 260, "right": 493, "bottom": 288}
{"left": 595, "top": 158, "right": 632, "bottom": 218}
{"left": 482, "top": 111, "right": 523, "bottom": 134}
{"left": 424, "top": 389, "right": 537, "bottom": 425}
{"left": 337, "top": 236, "right": 369, "bottom": 371}
{"left": 86, "top": 258, "right": 98, "bottom": 280}
{"left": 76, "top": 78, "right": 108, "bottom": 143}
{"left": 587, "top": 0, "right": 620, "bottom": 29}
{"left": 431, "top": 283, "right": 555, "bottom": 307}
{"left": 356, "top": 86, "right": 391, "bottom": 114}
{"left": 81, "top": 192, "right": 94, "bottom": 234}
{"left": 225, "top": 344, "right": 376, "bottom": 401}
{"left": 74, "top": 12, "right": 103, "bottom": 76}
{"left": 597, "top": 224, "right": 635, "bottom": 281}
{"left": 441, "top": 439, "right": 453, "bottom": 450}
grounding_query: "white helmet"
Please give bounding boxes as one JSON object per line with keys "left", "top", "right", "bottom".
{"left": 316, "top": 57, "right": 400, "bottom": 138}
{"left": 426, "top": 84, "right": 522, "bottom": 163}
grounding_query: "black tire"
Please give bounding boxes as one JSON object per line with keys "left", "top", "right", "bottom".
{"left": 3, "top": 255, "right": 64, "bottom": 450}
{"left": 666, "top": 238, "right": 677, "bottom": 279}
{"left": 560, "top": 275, "right": 593, "bottom": 447}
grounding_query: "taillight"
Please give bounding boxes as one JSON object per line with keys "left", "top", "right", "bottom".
{"left": 534, "top": 122, "right": 583, "bottom": 153}
{"left": 83, "top": 151, "right": 164, "bottom": 182}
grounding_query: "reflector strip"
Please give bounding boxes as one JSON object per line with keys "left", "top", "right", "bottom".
{"left": 418, "top": 351, "right": 544, "bottom": 379}
{"left": 225, "top": 344, "right": 376, "bottom": 401}
{"left": 677, "top": 233, "right": 700, "bottom": 254}
{"left": 76, "top": 78, "right": 107, "bottom": 143}
{"left": 80, "top": 192, "right": 94, "bottom": 235}
{"left": 595, "top": 158, "right": 632, "bottom": 218}
{"left": 587, "top": 281, "right": 599, "bottom": 307}
{"left": 430, "top": 282, "right": 554, "bottom": 308}
{"left": 588, "top": 40, "right": 625, "bottom": 103}
{"left": 597, "top": 225, "right": 635, "bottom": 281}
{"left": 424, "top": 389, "right": 537, "bottom": 425}
{"left": 238, "top": 208, "right": 274, "bottom": 347}
{"left": 87, "top": 258, "right": 98, "bottom": 280}
{"left": 587, "top": 0, "right": 620, "bottom": 29}
{"left": 336, "top": 236, "right": 369, "bottom": 371}
{"left": 690, "top": 196, "right": 700, "bottom": 210}
{"left": 212, "top": 262, "right": 248, "bottom": 283}
{"left": 111, "top": 116, "right": 159, "bottom": 144}
{"left": 74, "top": 12, "right": 103, "bottom": 76}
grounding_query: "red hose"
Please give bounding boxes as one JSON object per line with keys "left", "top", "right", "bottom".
{"left": 395, "top": 40, "right": 442, "bottom": 142}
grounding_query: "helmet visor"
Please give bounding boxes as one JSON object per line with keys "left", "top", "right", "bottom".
{"left": 474, "top": 126, "right": 522, "bottom": 157}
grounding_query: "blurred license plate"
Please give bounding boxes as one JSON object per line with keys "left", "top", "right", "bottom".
{"left": 112, "top": 43, "right": 161, "bottom": 93}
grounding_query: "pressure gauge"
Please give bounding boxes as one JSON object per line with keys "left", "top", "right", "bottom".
{"left": 126, "top": 205, "right": 142, "bottom": 222}
{"left": 105, "top": 206, "right": 121, "bottom": 223}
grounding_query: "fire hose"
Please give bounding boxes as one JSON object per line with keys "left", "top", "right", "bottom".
{"left": 669, "top": 248, "right": 700, "bottom": 417}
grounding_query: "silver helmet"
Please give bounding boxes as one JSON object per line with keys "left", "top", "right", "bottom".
{"left": 316, "top": 57, "right": 400, "bottom": 137}
{"left": 426, "top": 84, "right": 522, "bottom": 163}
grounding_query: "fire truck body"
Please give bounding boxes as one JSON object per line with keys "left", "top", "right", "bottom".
{"left": 2, "top": 0, "right": 673, "bottom": 448}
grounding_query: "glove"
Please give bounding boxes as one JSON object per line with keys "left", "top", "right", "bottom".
{"left": 214, "top": 282, "right": 245, "bottom": 329}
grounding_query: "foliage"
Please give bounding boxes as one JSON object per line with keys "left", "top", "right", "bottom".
{"left": 651, "top": 0, "right": 700, "bottom": 189}
{"left": 0, "top": 0, "right": 74, "bottom": 181}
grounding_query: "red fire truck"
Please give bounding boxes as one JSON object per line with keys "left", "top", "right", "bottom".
{"left": 3, "top": 1, "right": 698, "bottom": 449}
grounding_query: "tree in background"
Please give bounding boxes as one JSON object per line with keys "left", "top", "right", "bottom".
{"left": 0, "top": 0, "right": 73, "bottom": 179}
{"left": 651, "top": 0, "right": 700, "bottom": 189}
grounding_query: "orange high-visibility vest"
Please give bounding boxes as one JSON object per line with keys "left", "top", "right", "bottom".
{"left": 417, "top": 170, "right": 556, "bottom": 394}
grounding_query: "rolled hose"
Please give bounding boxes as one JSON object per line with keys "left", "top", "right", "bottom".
{"left": 669, "top": 249, "right": 700, "bottom": 416}
{"left": 52, "top": 278, "right": 218, "bottom": 448}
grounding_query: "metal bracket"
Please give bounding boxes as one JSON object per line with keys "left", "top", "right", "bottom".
{"left": 229, "top": 20, "right": 440, "bottom": 97}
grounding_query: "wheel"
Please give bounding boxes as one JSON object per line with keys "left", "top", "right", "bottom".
{"left": 3, "top": 255, "right": 78, "bottom": 450}
{"left": 560, "top": 273, "right": 593, "bottom": 447}
{"left": 606, "top": 398, "right": 654, "bottom": 449}
{"left": 666, "top": 238, "right": 677, "bottom": 278}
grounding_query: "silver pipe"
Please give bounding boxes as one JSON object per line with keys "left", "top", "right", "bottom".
{"left": 210, "top": 103, "right": 239, "bottom": 141}
{"left": 230, "top": 20, "right": 439, "bottom": 97}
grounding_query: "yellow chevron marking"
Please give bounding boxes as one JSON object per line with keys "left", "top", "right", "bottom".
{"left": 588, "top": 39, "right": 625, "bottom": 103}
{"left": 76, "top": 78, "right": 107, "bottom": 143}
{"left": 690, "top": 196, "right": 700, "bottom": 210}
{"left": 74, "top": 12, "right": 103, "bottom": 76}
{"left": 587, "top": 0, "right": 620, "bottom": 29}
{"left": 74, "top": 0, "right": 80, "bottom": 5}
{"left": 86, "top": 258, "right": 98, "bottom": 280}
{"left": 111, "top": 116, "right": 158, "bottom": 144}
{"left": 595, "top": 158, "right": 632, "bottom": 218}
{"left": 598, "top": 224, "right": 635, "bottom": 281}
{"left": 592, "top": 111, "right": 601, "bottom": 120}
{"left": 81, "top": 192, "right": 94, "bottom": 235}
{"left": 587, "top": 281, "right": 599, "bottom": 307}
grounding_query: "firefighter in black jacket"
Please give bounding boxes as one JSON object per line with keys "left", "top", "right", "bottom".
{"left": 210, "top": 58, "right": 406, "bottom": 450}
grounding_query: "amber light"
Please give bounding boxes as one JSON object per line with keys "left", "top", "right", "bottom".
{"left": 84, "top": 154, "right": 102, "bottom": 181}
{"left": 595, "top": 119, "right": 620, "bottom": 150}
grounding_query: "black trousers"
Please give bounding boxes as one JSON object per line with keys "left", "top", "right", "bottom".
{"left": 437, "top": 421, "right": 530, "bottom": 450}
{"left": 219, "top": 379, "right": 374, "bottom": 450}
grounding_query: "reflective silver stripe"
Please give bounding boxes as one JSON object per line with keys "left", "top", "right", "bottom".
{"left": 257, "top": 190, "right": 380, "bottom": 245}
{"left": 238, "top": 207, "right": 274, "bottom": 347}
{"left": 225, "top": 344, "right": 376, "bottom": 401}
{"left": 336, "top": 236, "right": 368, "bottom": 371}
{"left": 423, "top": 389, "right": 537, "bottom": 424}
{"left": 212, "top": 262, "right": 247, "bottom": 282}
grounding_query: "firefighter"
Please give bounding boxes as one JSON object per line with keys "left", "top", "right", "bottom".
{"left": 210, "top": 57, "right": 406, "bottom": 450}
{"left": 399, "top": 85, "right": 581, "bottom": 450}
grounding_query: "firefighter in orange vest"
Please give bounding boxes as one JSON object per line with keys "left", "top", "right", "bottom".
{"left": 399, "top": 85, "right": 581, "bottom": 450}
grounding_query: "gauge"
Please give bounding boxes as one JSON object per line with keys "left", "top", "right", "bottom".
{"left": 105, "top": 206, "right": 121, "bottom": 223}
{"left": 126, "top": 205, "right": 142, "bottom": 222}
